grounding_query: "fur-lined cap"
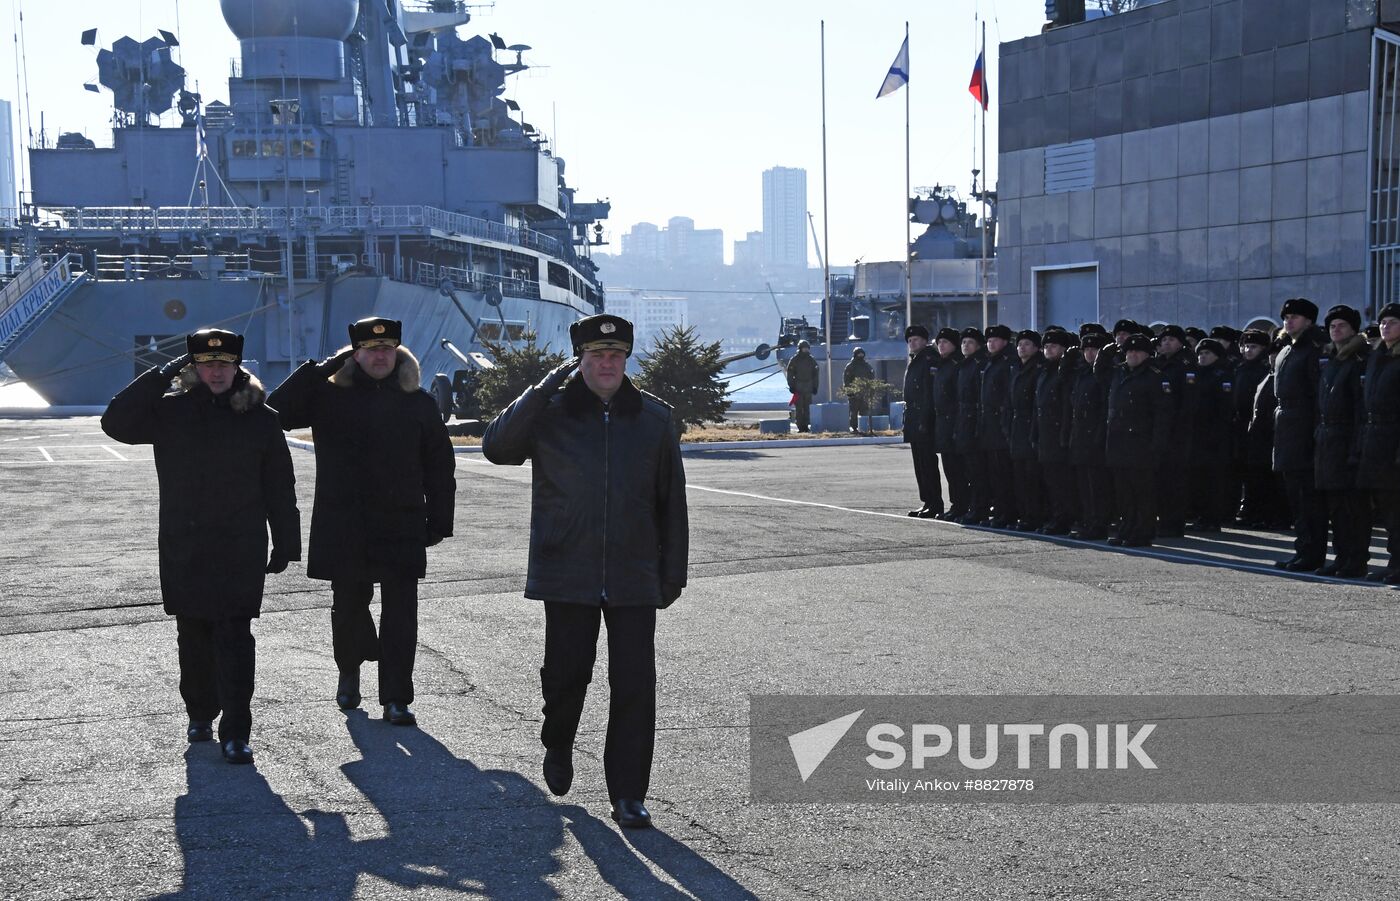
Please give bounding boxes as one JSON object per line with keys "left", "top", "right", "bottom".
{"left": 175, "top": 365, "right": 266, "bottom": 413}
{"left": 328, "top": 345, "right": 422, "bottom": 392}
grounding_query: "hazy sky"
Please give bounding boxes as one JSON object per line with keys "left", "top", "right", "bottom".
{"left": 2, "top": 0, "right": 1045, "bottom": 265}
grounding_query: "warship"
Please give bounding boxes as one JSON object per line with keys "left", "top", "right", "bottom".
{"left": 0, "top": 0, "right": 610, "bottom": 411}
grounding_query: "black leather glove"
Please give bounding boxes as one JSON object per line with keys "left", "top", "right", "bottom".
{"left": 265, "top": 550, "right": 291, "bottom": 574}
{"left": 315, "top": 347, "right": 356, "bottom": 376}
{"left": 660, "top": 584, "right": 683, "bottom": 609}
{"left": 536, "top": 358, "right": 579, "bottom": 394}
{"left": 159, "top": 353, "right": 192, "bottom": 377}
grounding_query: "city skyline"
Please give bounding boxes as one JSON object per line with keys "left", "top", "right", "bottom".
{"left": 0, "top": 1, "right": 1045, "bottom": 266}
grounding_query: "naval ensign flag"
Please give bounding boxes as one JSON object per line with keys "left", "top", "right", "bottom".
{"left": 876, "top": 36, "right": 909, "bottom": 98}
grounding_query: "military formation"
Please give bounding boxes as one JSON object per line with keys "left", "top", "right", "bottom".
{"left": 102, "top": 313, "right": 686, "bottom": 831}
{"left": 897, "top": 298, "right": 1400, "bottom": 583}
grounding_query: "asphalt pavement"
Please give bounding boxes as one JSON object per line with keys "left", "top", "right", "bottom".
{"left": 1, "top": 415, "right": 1397, "bottom": 899}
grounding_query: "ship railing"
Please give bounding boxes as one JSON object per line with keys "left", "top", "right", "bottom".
{"left": 414, "top": 261, "right": 541, "bottom": 300}
{"left": 29, "top": 205, "right": 565, "bottom": 258}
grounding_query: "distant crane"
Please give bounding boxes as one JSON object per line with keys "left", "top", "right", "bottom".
{"left": 806, "top": 211, "right": 825, "bottom": 270}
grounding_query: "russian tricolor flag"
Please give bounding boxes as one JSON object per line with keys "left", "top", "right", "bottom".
{"left": 969, "top": 51, "right": 989, "bottom": 110}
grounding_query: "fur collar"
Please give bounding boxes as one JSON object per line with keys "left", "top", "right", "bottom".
{"left": 562, "top": 373, "right": 644, "bottom": 417}
{"left": 175, "top": 365, "right": 266, "bottom": 413}
{"left": 1326, "top": 334, "right": 1368, "bottom": 361}
{"left": 328, "top": 345, "right": 422, "bottom": 392}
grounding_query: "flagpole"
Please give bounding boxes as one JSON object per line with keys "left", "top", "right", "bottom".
{"left": 821, "top": 19, "right": 833, "bottom": 404}
{"left": 904, "top": 21, "right": 912, "bottom": 333}
{"left": 980, "top": 19, "right": 989, "bottom": 331}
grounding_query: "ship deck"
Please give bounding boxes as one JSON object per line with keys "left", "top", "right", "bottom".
{"left": 1, "top": 415, "right": 1398, "bottom": 898}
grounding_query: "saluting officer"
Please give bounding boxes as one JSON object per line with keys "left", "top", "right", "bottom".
{"left": 1269, "top": 298, "right": 1328, "bottom": 572}
{"left": 1360, "top": 304, "right": 1400, "bottom": 584}
{"left": 1106, "top": 333, "right": 1172, "bottom": 548}
{"left": 786, "top": 339, "right": 820, "bottom": 433}
{"left": 902, "top": 325, "right": 942, "bottom": 517}
{"left": 1069, "top": 332, "right": 1114, "bottom": 539}
{"left": 482, "top": 314, "right": 688, "bottom": 829}
{"left": 268, "top": 317, "right": 456, "bottom": 726}
{"left": 1185, "top": 338, "right": 1234, "bottom": 532}
{"left": 1034, "top": 329, "right": 1078, "bottom": 535}
{"left": 953, "top": 328, "right": 990, "bottom": 524}
{"left": 978, "top": 324, "right": 1018, "bottom": 528}
{"left": 102, "top": 329, "right": 300, "bottom": 765}
{"left": 1314, "top": 305, "right": 1371, "bottom": 577}
{"left": 930, "top": 328, "right": 967, "bottom": 521}
{"left": 1007, "top": 329, "right": 1046, "bottom": 532}
{"left": 843, "top": 347, "right": 875, "bottom": 433}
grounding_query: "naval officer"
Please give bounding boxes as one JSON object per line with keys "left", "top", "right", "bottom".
{"left": 102, "top": 328, "right": 300, "bottom": 764}
{"left": 482, "top": 313, "right": 689, "bottom": 829}
{"left": 268, "top": 317, "right": 456, "bottom": 726}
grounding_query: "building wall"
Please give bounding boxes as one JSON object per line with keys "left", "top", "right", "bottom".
{"left": 762, "top": 166, "right": 807, "bottom": 268}
{"left": 603, "top": 291, "right": 689, "bottom": 353}
{"left": 996, "top": 0, "right": 1378, "bottom": 329}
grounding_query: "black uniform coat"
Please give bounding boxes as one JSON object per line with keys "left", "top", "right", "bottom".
{"left": 102, "top": 365, "right": 300, "bottom": 620}
{"left": 953, "top": 350, "right": 987, "bottom": 454}
{"left": 1069, "top": 352, "right": 1112, "bottom": 466}
{"left": 1359, "top": 338, "right": 1400, "bottom": 485}
{"left": 1314, "top": 335, "right": 1370, "bottom": 491}
{"left": 977, "top": 349, "right": 1015, "bottom": 451}
{"left": 930, "top": 351, "right": 963, "bottom": 454}
{"left": 1008, "top": 351, "right": 1046, "bottom": 460}
{"left": 1106, "top": 362, "right": 1172, "bottom": 469}
{"left": 1247, "top": 372, "right": 1279, "bottom": 469}
{"left": 482, "top": 375, "right": 688, "bottom": 607}
{"left": 1272, "top": 327, "right": 1325, "bottom": 473}
{"left": 268, "top": 347, "right": 455, "bottom": 582}
{"left": 1034, "top": 353, "right": 1075, "bottom": 465}
{"left": 1231, "top": 356, "right": 1270, "bottom": 464}
{"left": 1187, "top": 359, "right": 1234, "bottom": 468}
{"left": 902, "top": 347, "right": 937, "bottom": 443}
{"left": 1154, "top": 349, "right": 1198, "bottom": 457}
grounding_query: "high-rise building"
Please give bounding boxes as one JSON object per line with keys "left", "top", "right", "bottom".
{"left": 0, "top": 99, "right": 16, "bottom": 215}
{"left": 665, "top": 216, "right": 694, "bottom": 263}
{"left": 733, "top": 230, "right": 765, "bottom": 268}
{"left": 690, "top": 228, "right": 724, "bottom": 267}
{"left": 762, "top": 166, "right": 807, "bottom": 268}
{"left": 621, "top": 221, "right": 662, "bottom": 260}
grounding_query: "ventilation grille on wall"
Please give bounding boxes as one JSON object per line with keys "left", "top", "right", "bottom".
{"left": 1045, "top": 139, "right": 1095, "bottom": 194}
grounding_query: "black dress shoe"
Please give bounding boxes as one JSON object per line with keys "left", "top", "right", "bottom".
{"left": 336, "top": 671, "right": 361, "bottom": 710}
{"left": 1366, "top": 570, "right": 1393, "bottom": 583}
{"left": 383, "top": 702, "right": 417, "bottom": 726}
{"left": 1386, "top": 571, "right": 1400, "bottom": 586}
{"left": 1106, "top": 537, "right": 1125, "bottom": 546}
{"left": 1315, "top": 562, "right": 1342, "bottom": 577}
{"left": 543, "top": 747, "right": 574, "bottom": 797}
{"left": 221, "top": 740, "right": 253, "bottom": 765}
{"left": 907, "top": 506, "right": 928, "bottom": 518}
{"left": 987, "top": 518, "right": 1012, "bottom": 530}
{"left": 1284, "top": 558, "right": 1325, "bottom": 573}
{"left": 610, "top": 798, "right": 653, "bottom": 829}
{"left": 1334, "top": 563, "right": 1368, "bottom": 579}
{"left": 1123, "top": 539, "right": 1153, "bottom": 548}
{"left": 1274, "top": 556, "right": 1301, "bottom": 570}
{"left": 187, "top": 720, "right": 213, "bottom": 743}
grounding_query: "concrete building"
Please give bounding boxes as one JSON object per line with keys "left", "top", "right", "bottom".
{"left": 762, "top": 166, "right": 808, "bottom": 269}
{"left": 995, "top": 0, "right": 1392, "bottom": 332}
{"left": 733, "top": 230, "right": 764, "bottom": 268}
{"left": 604, "top": 289, "right": 689, "bottom": 354}
{"left": 620, "top": 221, "right": 662, "bottom": 261}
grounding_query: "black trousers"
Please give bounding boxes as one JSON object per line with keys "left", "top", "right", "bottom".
{"left": 1075, "top": 464, "right": 1111, "bottom": 535}
{"left": 1155, "top": 456, "right": 1190, "bottom": 533}
{"left": 1325, "top": 489, "right": 1372, "bottom": 569}
{"left": 848, "top": 397, "right": 866, "bottom": 430}
{"left": 793, "top": 392, "right": 813, "bottom": 432}
{"left": 1011, "top": 456, "right": 1046, "bottom": 527}
{"left": 1112, "top": 467, "right": 1157, "bottom": 545}
{"left": 1282, "top": 470, "right": 1328, "bottom": 564}
{"left": 909, "top": 440, "right": 943, "bottom": 511}
{"left": 942, "top": 452, "right": 970, "bottom": 517}
{"left": 177, "top": 616, "right": 255, "bottom": 743}
{"left": 1188, "top": 462, "right": 1229, "bottom": 528}
{"left": 331, "top": 578, "right": 417, "bottom": 705}
{"left": 984, "top": 449, "right": 1016, "bottom": 523}
{"left": 1041, "top": 461, "right": 1077, "bottom": 531}
{"left": 540, "top": 602, "right": 657, "bottom": 802}
{"left": 961, "top": 451, "right": 990, "bottom": 519}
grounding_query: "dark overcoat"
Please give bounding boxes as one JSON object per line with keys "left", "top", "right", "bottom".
{"left": 1230, "top": 356, "right": 1270, "bottom": 464}
{"left": 1359, "top": 339, "right": 1400, "bottom": 485}
{"left": 1008, "top": 351, "right": 1045, "bottom": 460}
{"left": 977, "top": 350, "right": 1015, "bottom": 451}
{"left": 902, "top": 347, "right": 937, "bottom": 443}
{"left": 1187, "top": 359, "right": 1234, "bottom": 468}
{"left": 1272, "top": 327, "right": 1325, "bottom": 473}
{"left": 101, "top": 365, "right": 300, "bottom": 619}
{"left": 930, "top": 351, "right": 963, "bottom": 454}
{"left": 482, "top": 375, "right": 688, "bottom": 607}
{"left": 1247, "top": 372, "right": 1279, "bottom": 469}
{"left": 1034, "top": 353, "right": 1075, "bottom": 465}
{"left": 952, "top": 350, "right": 986, "bottom": 454}
{"left": 1106, "top": 362, "right": 1172, "bottom": 469}
{"left": 1314, "top": 335, "right": 1369, "bottom": 491}
{"left": 1068, "top": 352, "right": 1111, "bottom": 466}
{"left": 267, "top": 347, "right": 455, "bottom": 582}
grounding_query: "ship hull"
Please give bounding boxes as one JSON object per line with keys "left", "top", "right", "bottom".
{"left": 5, "top": 277, "right": 586, "bottom": 405}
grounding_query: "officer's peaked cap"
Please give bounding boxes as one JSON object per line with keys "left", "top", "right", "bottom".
{"left": 571, "top": 314, "right": 634, "bottom": 356}
{"left": 188, "top": 328, "right": 243, "bottom": 364}
{"left": 350, "top": 317, "right": 402, "bottom": 348}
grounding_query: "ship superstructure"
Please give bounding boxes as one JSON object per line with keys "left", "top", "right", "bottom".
{"left": 0, "top": 0, "right": 609, "bottom": 406}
